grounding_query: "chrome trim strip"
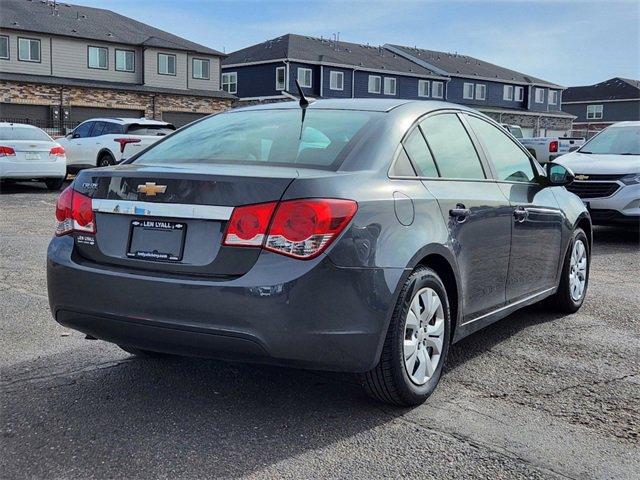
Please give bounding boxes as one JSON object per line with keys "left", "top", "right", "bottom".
{"left": 92, "top": 199, "right": 233, "bottom": 220}
{"left": 461, "top": 287, "right": 555, "bottom": 326}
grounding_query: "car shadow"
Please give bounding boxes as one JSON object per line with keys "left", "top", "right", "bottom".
{"left": 592, "top": 225, "right": 639, "bottom": 249}
{"left": 0, "top": 179, "right": 71, "bottom": 195}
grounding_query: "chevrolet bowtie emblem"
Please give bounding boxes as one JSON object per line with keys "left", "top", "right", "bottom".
{"left": 575, "top": 174, "right": 589, "bottom": 181}
{"left": 137, "top": 182, "right": 167, "bottom": 196}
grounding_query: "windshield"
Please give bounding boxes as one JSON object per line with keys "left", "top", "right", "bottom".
{"left": 0, "top": 126, "right": 51, "bottom": 141}
{"left": 134, "top": 109, "right": 381, "bottom": 169}
{"left": 579, "top": 125, "right": 640, "bottom": 155}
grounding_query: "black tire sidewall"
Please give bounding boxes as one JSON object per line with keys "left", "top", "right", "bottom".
{"left": 561, "top": 228, "right": 590, "bottom": 310}
{"left": 390, "top": 268, "right": 451, "bottom": 404}
{"left": 98, "top": 154, "right": 114, "bottom": 167}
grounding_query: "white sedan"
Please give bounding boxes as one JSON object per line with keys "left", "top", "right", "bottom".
{"left": 0, "top": 123, "right": 67, "bottom": 190}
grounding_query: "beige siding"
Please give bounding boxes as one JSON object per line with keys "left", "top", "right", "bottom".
{"left": 144, "top": 48, "right": 188, "bottom": 90}
{"left": 0, "top": 29, "right": 51, "bottom": 76}
{"left": 187, "top": 54, "right": 221, "bottom": 91}
{"left": 51, "top": 37, "right": 142, "bottom": 83}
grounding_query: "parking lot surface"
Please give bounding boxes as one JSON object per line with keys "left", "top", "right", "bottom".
{"left": 1, "top": 181, "right": 639, "bottom": 479}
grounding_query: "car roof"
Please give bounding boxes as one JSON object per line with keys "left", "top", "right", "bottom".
{"left": 79, "top": 117, "right": 172, "bottom": 125}
{"left": 230, "top": 98, "right": 472, "bottom": 114}
{"left": 0, "top": 122, "right": 44, "bottom": 129}
{"left": 608, "top": 121, "right": 640, "bottom": 128}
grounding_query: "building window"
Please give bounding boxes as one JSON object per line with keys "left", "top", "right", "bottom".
{"left": 0, "top": 35, "right": 8, "bottom": 60}
{"left": 221, "top": 72, "right": 237, "bottom": 94}
{"left": 418, "top": 80, "right": 430, "bottom": 97}
{"left": 192, "top": 58, "right": 210, "bottom": 80}
{"left": 158, "top": 53, "right": 176, "bottom": 75}
{"left": 586, "top": 104, "right": 603, "bottom": 120}
{"left": 275, "top": 66, "right": 286, "bottom": 90}
{"left": 475, "top": 84, "right": 486, "bottom": 100}
{"left": 432, "top": 81, "right": 444, "bottom": 98}
{"left": 297, "top": 67, "right": 312, "bottom": 88}
{"left": 329, "top": 71, "right": 344, "bottom": 91}
{"left": 384, "top": 77, "right": 396, "bottom": 95}
{"left": 368, "top": 75, "right": 381, "bottom": 94}
{"left": 88, "top": 46, "right": 108, "bottom": 69}
{"left": 115, "top": 49, "right": 134, "bottom": 72}
{"left": 534, "top": 88, "right": 545, "bottom": 103}
{"left": 514, "top": 86, "right": 524, "bottom": 101}
{"left": 548, "top": 90, "right": 558, "bottom": 105}
{"left": 463, "top": 82, "right": 474, "bottom": 100}
{"left": 18, "top": 37, "right": 40, "bottom": 62}
{"left": 503, "top": 85, "right": 514, "bottom": 101}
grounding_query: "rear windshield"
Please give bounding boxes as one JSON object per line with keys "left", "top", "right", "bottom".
{"left": 134, "top": 109, "right": 381, "bottom": 169}
{"left": 126, "top": 124, "right": 175, "bottom": 136}
{"left": 0, "top": 126, "right": 51, "bottom": 141}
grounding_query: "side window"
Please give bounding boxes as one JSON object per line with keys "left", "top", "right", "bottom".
{"left": 89, "top": 122, "right": 106, "bottom": 137}
{"left": 390, "top": 148, "right": 416, "bottom": 177}
{"left": 101, "top": 122, "right": 124, "bottom": 135}
{"left": 466, "top": 115, "right": 536, "bottom": 183}
{"left": 73, "top": 122, "right": 93, "bottom": 138}
{"left": 402, "top": 128, "right": 438, "bottom": 177}
{"left": 420, "top": 114, "right": 485, "bottom": 179}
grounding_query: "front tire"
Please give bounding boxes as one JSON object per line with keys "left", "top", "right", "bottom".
{"left": 362, "top": 267, "right": 451, "bottom": 406}
{"left": 548, "top": 228, "right": 589, "bottom": 313}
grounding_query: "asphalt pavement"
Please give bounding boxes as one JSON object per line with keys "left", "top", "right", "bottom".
{"left": 1, "top": 180, "right": 639, "bottom": 479}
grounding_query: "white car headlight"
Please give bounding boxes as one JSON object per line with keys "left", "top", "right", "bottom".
{"left": 620, "top": 173, "right": 640, "bottom": 185}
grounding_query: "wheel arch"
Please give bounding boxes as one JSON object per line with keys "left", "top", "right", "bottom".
{"left": 96, "top": 148, "right": 116, "bottom": 166}
{"left": 575, "top": 213, "right": 592, "bottom": 250}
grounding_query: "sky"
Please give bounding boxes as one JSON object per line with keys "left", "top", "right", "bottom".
{"left": 65, "top": 0, "right": 638, "bottom": 87}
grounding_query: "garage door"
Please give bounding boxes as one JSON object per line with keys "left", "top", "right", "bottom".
{"left": 69, "top": 107, "right": 144, "bottom": 123}
{"left": 0, "top": 103, "right": 50, "bottom": 122}
{"left": 162, "top": 111, "right": 209, "bottom": 128}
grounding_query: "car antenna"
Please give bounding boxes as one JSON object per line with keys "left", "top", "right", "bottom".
{"left": 294, "top": 79, "right": 310, "bottom": 140}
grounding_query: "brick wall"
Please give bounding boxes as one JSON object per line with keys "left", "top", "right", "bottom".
{"left": 0, "top": 80, "right": 233, "bottom": 120}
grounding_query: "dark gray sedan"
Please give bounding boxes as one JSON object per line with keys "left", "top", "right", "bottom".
{"left": 47, "top": 99, "right": 591, "bottom": 406}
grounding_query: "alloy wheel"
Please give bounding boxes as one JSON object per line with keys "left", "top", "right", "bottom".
{"left": 569, "top": 239, "right": 588, "bottom": 301}
{"left": 403, "top": 287, "right": 445, "bottom": 385}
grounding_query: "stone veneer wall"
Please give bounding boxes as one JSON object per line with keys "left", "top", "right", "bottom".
{"left": 0, "top": 80, "right": 233, "bottom": 119}
{"left": 481, "top": 111, "right": 573, "bottom": 136}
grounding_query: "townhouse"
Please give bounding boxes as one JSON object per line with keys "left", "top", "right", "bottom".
{"left": 222, "top": 34, "right": 575, "bottom": 136}
{"left": 0, "top": 0, "right": 235, "bottom": 130}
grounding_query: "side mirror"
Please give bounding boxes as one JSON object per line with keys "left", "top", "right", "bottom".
{"left": 545, "top": 163, "right": 574, "bottom": 186}
{"left": 72, "top": 133, "right": 81, "bottom": 139}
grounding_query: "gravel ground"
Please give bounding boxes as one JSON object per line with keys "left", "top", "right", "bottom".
{"left": 1, "top": 181, "right": 639, "bottom": 479}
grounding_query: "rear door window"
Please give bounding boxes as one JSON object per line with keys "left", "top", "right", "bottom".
{"left": 90, "top": 122, "right": 106, "bottom": 137}
{"left": 466, "top": 115, "right": 536, "bottom": 183}
{"left": 402, "top": 128, "right": 439, "bottom": 177}
{"left": 101, "top": 122, "right": 125, "bottom": 135}
{"left": 420, "top": 114, "right": 486, "bottom": 179}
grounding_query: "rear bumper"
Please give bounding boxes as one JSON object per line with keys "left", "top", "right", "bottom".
{"left": 0, "top": 158, "right": 66, "bottom": 179}
{"left": 47, "top": 236, "right": 404, "bottom": 372}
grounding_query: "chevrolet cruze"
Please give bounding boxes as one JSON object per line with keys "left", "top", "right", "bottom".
{"left": 47, "top": 99, "right": 591, "bottom": 406}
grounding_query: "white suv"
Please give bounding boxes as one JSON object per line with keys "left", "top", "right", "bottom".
{"left": 557, "top": 121, "right": 640, "bottom": 227}
{"left": 58, "top": 118, "right": 175, "bottom": 172}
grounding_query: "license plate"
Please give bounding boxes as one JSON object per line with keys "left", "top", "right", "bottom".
{"left": 25, "top": 152, "right": 41, "bottom": 161}
{"left": 127, "top": 220, "right": 186, "bottom": 262}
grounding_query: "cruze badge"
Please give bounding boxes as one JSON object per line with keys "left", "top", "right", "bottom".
{"left": 574, "top": 174, "right": 589, "bottom": 181}
{"left": 137, "top": 182, "right": 167, "bottom": 196}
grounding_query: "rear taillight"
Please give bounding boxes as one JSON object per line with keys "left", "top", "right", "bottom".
{"left": 49, "top": 145, "right": 65, "bottom": 156}
{"left": 55, "top": 186, "right": 96, "bottom": 236}
{"left": 222, "top": 198, "right": 357, "bottom": 260}
{"left": 549, "top": 140, "right": 558, "bottom": 153}
{"left": 0, "top": 146, "right": 16, "bottom": 157}
{"left": 114, "top": 137, "right": 141, "bottom": 153}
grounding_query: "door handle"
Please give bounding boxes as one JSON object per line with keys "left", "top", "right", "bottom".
{"left": 513, "top": 206, "right": 528, "bottom": 223}
{"left": 449, "top": 203, "right": 471, "bottom": 223}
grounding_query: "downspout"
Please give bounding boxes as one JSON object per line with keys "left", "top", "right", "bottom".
{"left": 283, "top": 60, "right": 289, "bottom": 96}
{"left": 320, "top": 65, "right": 323, "bottom": 98}
{"left": 351, "top": 68, "right": 358, "bottom": 98}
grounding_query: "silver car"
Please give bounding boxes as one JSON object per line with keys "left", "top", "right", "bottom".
{"left": 557, "top": 121, "right": 640, "bottom": 226}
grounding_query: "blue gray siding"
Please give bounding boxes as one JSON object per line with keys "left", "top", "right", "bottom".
{"left": 320, "top": 66, "right": 352, "bottom": 98}
{"left": 225, "top": 62, "right": 286, "bottom": 98}
{"left": 563, "top": 100, "right": 640, "bottom": 123}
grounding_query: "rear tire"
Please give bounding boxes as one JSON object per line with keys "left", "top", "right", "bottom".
{"left": 119, "top": 345, "right": 173, "bottom": 358}
{"left": 361, "top": 267, "right": 451, "bottom": 406}
{"left": 98, "top": 153, "right": 115, "bottom": 168}
{"left": 44, "top": 178, "right": 65, "bottom": 191}
{"left": 547, "top": 228, "right": 589, "bottom": 313}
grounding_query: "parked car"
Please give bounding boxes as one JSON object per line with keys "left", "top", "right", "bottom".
{"left": 0, "top": 123, "right": 67, "bottom": 190}
{"left": 556, "top": 121, "right": 640, "bottom": 226}
{"left": 501, "top": 124, "right": 524, "bottom": 139}
{"left": 58, "top": 118, "right": 175, "bottom": 172}
{"left": 47, "top": 99, "right": 591, "bottom": 406}
{"left": 519, "top": 135, "right": 585, "bottom": 163}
